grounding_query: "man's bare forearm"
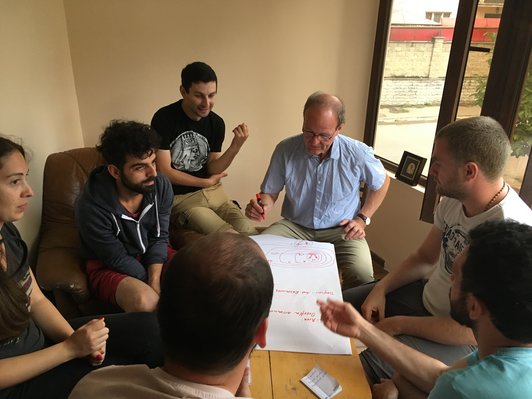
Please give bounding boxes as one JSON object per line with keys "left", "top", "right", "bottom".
{"left": 359, "top": 320, "right": 448, "bottom": 392}
{"left": 394, "top": 316, "right": 476, "bottom": 345}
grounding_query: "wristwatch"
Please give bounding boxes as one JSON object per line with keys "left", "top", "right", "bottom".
{"left": 356, "top": 213, "right": 371, "bottom": 225}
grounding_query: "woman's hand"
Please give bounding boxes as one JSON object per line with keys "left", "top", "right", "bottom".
{"left": 64, "top": 318, "right": 108, "bottom": 360}
{"left": 88, "top": 340, "right": 106, "bottom": 366}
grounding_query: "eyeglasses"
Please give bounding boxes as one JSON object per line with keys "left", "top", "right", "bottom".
{"left": 302, "top": 131, "right": 334, "bottom": 142}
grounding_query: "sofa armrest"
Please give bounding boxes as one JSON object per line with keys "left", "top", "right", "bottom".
{"left": 36, "top": 247, "right": 91, "bottom": 304}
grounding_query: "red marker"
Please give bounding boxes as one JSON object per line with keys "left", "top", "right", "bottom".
{"left": 256, "top": 193, "right": 265, "bottom": 220}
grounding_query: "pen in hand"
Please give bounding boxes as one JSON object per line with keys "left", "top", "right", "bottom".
{"left": 255, "top": 193, "right": 265, "bottom": 220}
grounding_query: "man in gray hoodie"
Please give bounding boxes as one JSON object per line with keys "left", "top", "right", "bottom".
{"left": 75, "top": 120, "right": 174, "bottom": 312}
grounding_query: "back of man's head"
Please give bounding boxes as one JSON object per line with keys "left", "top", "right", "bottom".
{"left": 462, "top": 220, "right": 532, "bottom": 343}
{"left": 97, "top": 120, "right": 160, "bottom": 169}
{"left": 158, "top": 233, "right": 274, "bottom": 374}
{"left": 181, "top": 61, "right": 217, "bottom": 92}
{"left": 435, "top": 116, "right": 510, "bottom": 181}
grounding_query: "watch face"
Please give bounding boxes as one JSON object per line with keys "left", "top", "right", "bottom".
{"left": 357, "top": 213, "right": 370, "bottom": 225}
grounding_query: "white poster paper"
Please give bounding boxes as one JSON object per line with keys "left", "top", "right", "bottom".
{"left": 251, "top": 235, "right": 352, "bottom": 355}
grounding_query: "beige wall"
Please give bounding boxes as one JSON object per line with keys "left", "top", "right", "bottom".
{"left": 63, "top": 0, "right": 379, "bottom": 224}
{"left": 0, "top": 0, "right": 83, "bottom": 247}
{"left": 366, "top": 176, "right": 432, "bottom": 269}
{"left": 1, "top": 0, "right": 433, "bottom": 271}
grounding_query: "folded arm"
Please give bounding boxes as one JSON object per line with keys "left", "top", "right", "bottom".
{"left": 156, "top": 149, "right": 227, "bottom": 188}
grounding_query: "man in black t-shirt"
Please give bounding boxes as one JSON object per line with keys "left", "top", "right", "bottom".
{"left": 151, "top": 61, "right": 256, "bottom": 235}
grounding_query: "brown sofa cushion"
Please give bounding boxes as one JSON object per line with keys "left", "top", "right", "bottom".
{"left": 36, "top": 148, "right": 106, "bottom": 317}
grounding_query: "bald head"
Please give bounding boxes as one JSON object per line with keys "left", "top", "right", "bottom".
{"left": 303, "top": 91, "right": 345, "bottom": 127}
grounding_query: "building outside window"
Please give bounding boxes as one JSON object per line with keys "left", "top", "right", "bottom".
{"left": 365, "top": 0, "right": 531, "bottom": 220}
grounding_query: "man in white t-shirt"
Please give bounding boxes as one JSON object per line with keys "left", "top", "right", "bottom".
{"left": 69, "top": 233, "right": 274, "bottom": 399}
{"left": 343, "top": 116, "right": 532, "bottom": 384}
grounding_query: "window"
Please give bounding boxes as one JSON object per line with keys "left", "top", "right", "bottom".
{"left": 374, "top": 1, "right": 459, "bottom": 178}
{"left": 364, "top": 0, "right": 532, "bottom": 222}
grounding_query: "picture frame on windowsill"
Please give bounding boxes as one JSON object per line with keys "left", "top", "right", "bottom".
{"left": 395, "top": 151, "right": 426, "bottom": 186}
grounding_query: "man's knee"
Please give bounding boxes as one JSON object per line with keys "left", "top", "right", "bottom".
{"left": 262, "top": 220, "right": 307, "bottom": 239}
{"left": 175, "top": 206, "right": 231, "bottom": 234}
{"left": 338, "top": 253, "right": 374, "bottom": 289}
{"left": 217, "top": 201, "right": 258, "bottom": 235}
{"left": 335, "top": 239, "right": 374, "bottom": 289}
{"left": 116, "top": 284, "right": 159, "bottom": 312}
{"left": 127, "top": 291, "right": 159, "bottom": 312}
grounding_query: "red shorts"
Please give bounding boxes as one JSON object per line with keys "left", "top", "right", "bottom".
{"left": 86, "top": 245, "right": 177, "bottom": 306}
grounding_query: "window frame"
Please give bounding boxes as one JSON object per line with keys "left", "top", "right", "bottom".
{"left": 364, "top": 0, "right": 532, "bottom": 223}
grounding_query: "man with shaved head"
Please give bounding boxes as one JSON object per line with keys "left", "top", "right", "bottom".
{"left": 246, "top": 91, "right": 390, "bottom": 289}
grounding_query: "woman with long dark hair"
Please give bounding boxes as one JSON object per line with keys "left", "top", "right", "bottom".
{"left": 0, "top": 137, "right": 162, "bottom": 398}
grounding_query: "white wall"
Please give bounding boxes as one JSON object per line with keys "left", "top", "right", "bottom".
{"left": 0, "top": 0, "right": 83, "bottom": 247}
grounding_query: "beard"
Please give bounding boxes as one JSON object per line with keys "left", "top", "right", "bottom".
{"left": 120, "top": 175, "right": 156, "bottom": 195}
{"left": 435, "top": 179, "right": 467, "bottom": 200}
{"left": 450, "top": 293, "right": 475, "bottom": 329}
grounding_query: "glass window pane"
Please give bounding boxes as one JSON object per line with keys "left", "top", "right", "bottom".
{"left": 374, "top": 0, "right": 460, "bottom": 176}
{"left": 504, "top": 56, "right": 531, "bottom": 192}
{"left": 456, "top": 1, "right": 503, "bottom": 119}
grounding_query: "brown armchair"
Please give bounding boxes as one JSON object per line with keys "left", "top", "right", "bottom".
{"left": 35, "top": 147, "right": 115, "bottom": 318}
{"left": 35, "top": 147, "right": 202, "bottom": 319}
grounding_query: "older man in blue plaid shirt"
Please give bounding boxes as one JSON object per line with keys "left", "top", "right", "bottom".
{"left": 246, "top": 92, "right": 390, "bottom": 289}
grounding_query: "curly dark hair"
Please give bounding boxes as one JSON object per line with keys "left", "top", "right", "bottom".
{"left": 462, "top": 220, "right": 532, "bottom": 343}
{"left": 96, "top": 120, "right": 161, "bottom": 169}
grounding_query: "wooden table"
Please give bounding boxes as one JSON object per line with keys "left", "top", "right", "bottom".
{"left": 250, "top": 339, "right": 371, "bottom": 399}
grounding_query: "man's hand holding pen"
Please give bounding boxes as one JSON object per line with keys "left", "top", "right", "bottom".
{"left": 245, "top": 193, "right": 268, "bottom": 221}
